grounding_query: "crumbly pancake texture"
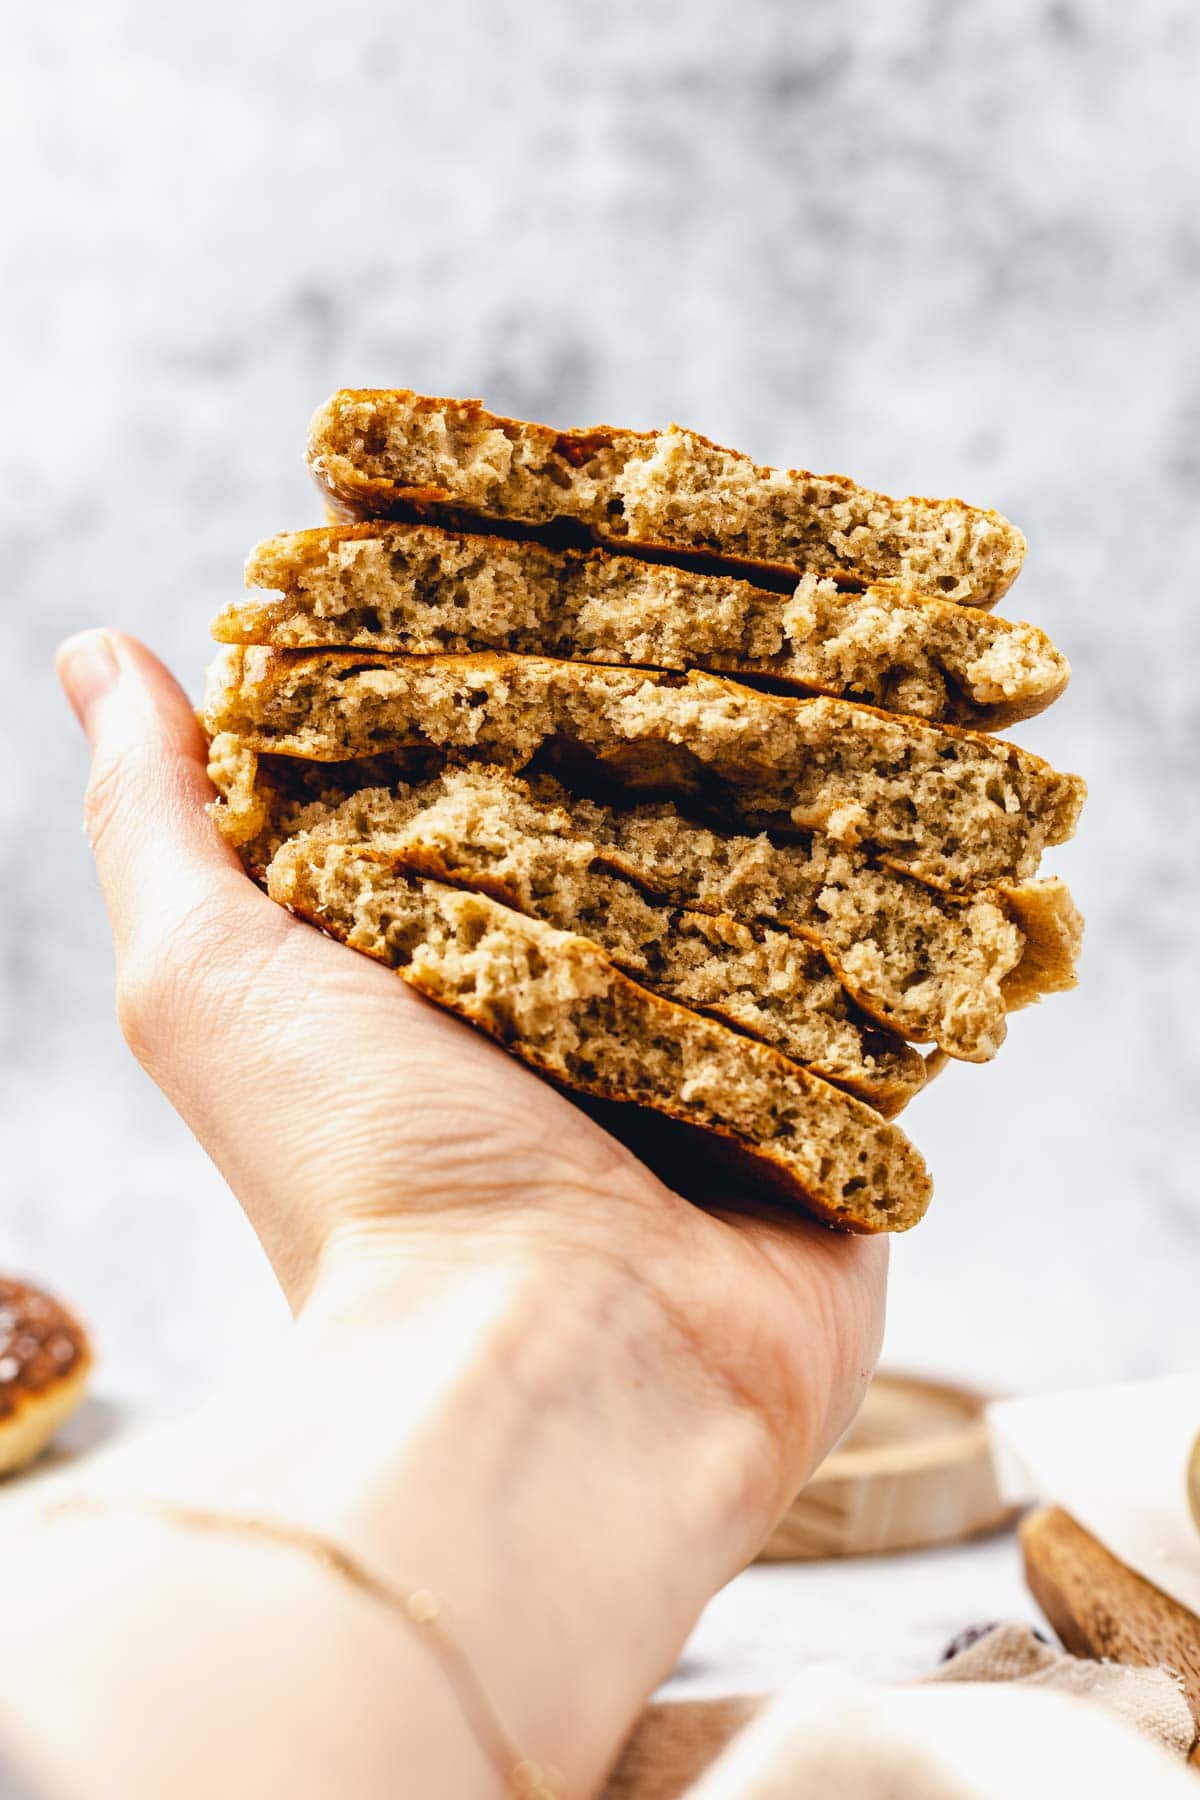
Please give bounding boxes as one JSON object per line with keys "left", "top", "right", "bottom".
{"left": 306, "top": 390, "right": 1025, "bottom": 605}
{"left": 205, "top": 750, "right": 1082, "bottom": 1064}
{"left": 279, "top": 801, "right": 926, "bottom": 1117}
{"left": 202, "top": 648, "right": 1085, "bottom": 891}
{"left": 265, "top": 839, "right": 932, "bottom": 1233}
{"left": 214, "top": 523, "right": 1067, "bottom": 730}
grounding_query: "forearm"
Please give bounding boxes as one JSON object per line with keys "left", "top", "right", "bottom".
{"left": 0, "top": 1506, "right": 502, "bottom": 1800}
{"left": 0, "top": 1240, "right": 776, "bottom": 1799}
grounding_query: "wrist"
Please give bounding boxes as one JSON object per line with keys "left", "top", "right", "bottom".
{"left": 228, "top": 1222, "right": 775, "bottom": 1788}
{"left": 301, "top": 1216, "right": 780, "bottom": 1574}
{"left": 301, "top": 1220, "right": 776, "bottom": 1555}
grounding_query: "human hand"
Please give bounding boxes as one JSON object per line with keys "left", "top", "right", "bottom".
{"left": 56, "top": 626, "right": 887, "bottom": 1792}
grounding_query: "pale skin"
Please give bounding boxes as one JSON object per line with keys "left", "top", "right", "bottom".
{"left": 0, "top": 630, "right": 886, "bottom": 1800}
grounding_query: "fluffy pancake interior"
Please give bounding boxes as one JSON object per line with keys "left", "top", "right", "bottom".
{"left": 308, "top": 389, "right": 1025, "bottom": 605}
{"left": 215, "top": 525, "right": 1067, "bottom": 729}
{"left": 266, "top": 838, "right": 932, "bottom": 1233}
{"left": 202, "top": 648, "right": 1085, "bottom": 891}
{"left": 205, "top": 747, "right": 1081, "bottom": 1064}
{"left": 285, "top": 795, "right": 927, "bottom": 1116}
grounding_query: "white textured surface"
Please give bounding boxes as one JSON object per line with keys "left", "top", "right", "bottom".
{"left": 2, "top": 0, "right": 1199, "bottom": 1678}
{"left": 665, "top": 1534, "right": 1032, "bottom": 1698}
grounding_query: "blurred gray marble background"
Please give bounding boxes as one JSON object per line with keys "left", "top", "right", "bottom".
{"left": 3, "top": 0, "right": 1198, "bottom": 1409}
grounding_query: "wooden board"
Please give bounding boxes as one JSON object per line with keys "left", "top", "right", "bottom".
{"left": 1021, "top": 1506, "right": 1200, "bottom": 1767}
{"left": 603, "top": 1698, "right": 761, "bottom": 1799}
{"left": 758, "top": 1369, "right": 1014, "bottom": 1561}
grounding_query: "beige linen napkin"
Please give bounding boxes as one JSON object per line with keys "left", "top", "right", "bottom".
{"left": 920, "top": 1622, "right": 1193, "bottom": 1754}
{"left": 606, "top": 1624, "right": 1194, "bottom": 1798}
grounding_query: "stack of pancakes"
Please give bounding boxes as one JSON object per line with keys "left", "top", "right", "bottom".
{"left": 202, "top": 391, "right": 1086, "bottom": 1234}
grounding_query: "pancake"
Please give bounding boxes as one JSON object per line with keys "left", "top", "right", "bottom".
{"left": 306, "top": 389, "right": 1025, "bottom": 605}
{"left": 280, "top": 799, "right": 928, "bottom": 1117}
{"left": 265, "top": 839, "right": 933, "bottom": 1234}
{"left": 214, "top": 521, "right": 1067, "bottom": 730}
{"left": 206, "top": 750, "right": 1081, "bottom": 1064}
{"left": 202, "top": 647, "right": 1085, "bottom": 890}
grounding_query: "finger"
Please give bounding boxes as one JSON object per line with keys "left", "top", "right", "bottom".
{"left": 56, "top": 630, "right": 265, "bottom": 961}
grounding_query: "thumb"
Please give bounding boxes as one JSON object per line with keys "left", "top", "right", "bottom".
{"left": 57, "top": 631, "right": 335, "bottom": 1294}
{"left": 56, "top": 628, "right": 268, "bottom": 968}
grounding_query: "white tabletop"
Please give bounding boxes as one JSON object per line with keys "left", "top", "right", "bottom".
{"left": 663, "top": 1532, "right": 1033, "bottom": 1701}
